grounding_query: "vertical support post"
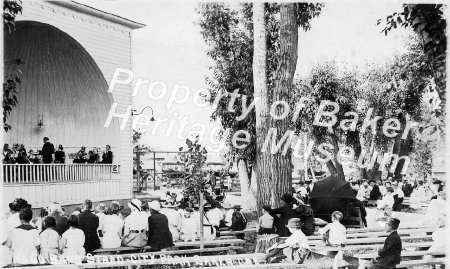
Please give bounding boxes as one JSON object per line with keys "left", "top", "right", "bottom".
{"left": 199, "top": 192, "right": 204, "bottom": 250}
{"left": 136, "top": 146, "right": 141, "bottom": 192}
{"left": 153, "top": 151, "right": 156, "bottom": 189}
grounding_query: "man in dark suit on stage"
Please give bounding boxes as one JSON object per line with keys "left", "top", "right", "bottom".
{"left": 101, "top": 145, "right": 113, "bottom": 164}
{"left": 78, "top": 199, "right": 101, "bottom": 253}
{"left": 40, "top": 137, "right": 55, "bottom": 163}
{"left": 374, "top": 218, "right": 402, "bottom": 269}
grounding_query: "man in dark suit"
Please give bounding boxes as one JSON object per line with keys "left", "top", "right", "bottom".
{"left": 78, "top": 199, "right": 100, "bottom": 253}
{"left": 101, "top": 145, "right": 113, "bottom": 164}
{"left": 40, "top": 137, "right": 55, "bottom": 163}
{"left": 374, "top": 218, "right": 402, "bottom": 269}
{"left": 269, "top": 193, "right": 300, "bottom": 237}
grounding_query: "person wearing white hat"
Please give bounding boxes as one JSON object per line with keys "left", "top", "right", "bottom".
{"left": 122, "top": 199, "right": 148, "bottom": 247}
{"left": 147, "top": 201, "right": 173, "bottom": 251}
{"left": 160, "top": 201, "right": 182, "bottom": 241}
{"left": 48, "top": 202, "right": 68, "bottom": 236}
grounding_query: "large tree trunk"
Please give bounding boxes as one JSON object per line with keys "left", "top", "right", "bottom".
{"left": 253, "top": 2, "right": 272, "bottom": 215}
{"left": 238, "top": 159, "right": 257, "bottom": 212}
{"left": 264, "top": 3, "right": 298, "bottom": 208}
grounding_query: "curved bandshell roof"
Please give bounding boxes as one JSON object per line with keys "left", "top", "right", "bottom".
{"left": 4, "top": 21, "right": 121, "bottom": 151}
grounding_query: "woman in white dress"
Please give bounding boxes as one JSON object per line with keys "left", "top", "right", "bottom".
{"left": 423, "top": 191, "right": 446, "bottom": 226}
{"left": 122, "top": 199, "right": 148, "bottom": 247}
{"left": 197, "top": 206, "right": 216, "bottom": 241}
{"left": 59, "top": 215, "right": 85, "bottom": 259}
{"left": 101, "top": 203, "right": 124, "bottom": 248}
{"left": 376, "top": 187, "right": 395, "bottom": 226}
{"left": 39, "top": 216, "right": 60, "bottom": 263}
{"left": 160, "top": 202, "right": 182, "bottom": 241}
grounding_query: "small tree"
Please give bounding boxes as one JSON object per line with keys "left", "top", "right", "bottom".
{"left": 3, "top": 0, "right": 23, "bottom": 132}
{"left": 178, "top": 137, "right": 209, "bottom": 205}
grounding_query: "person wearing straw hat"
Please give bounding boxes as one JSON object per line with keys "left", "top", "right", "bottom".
{"left": 266, "top": 218, "right": 310, "bottom": 264}
{"left": 160, "top": 200, "right": 182, "bottom": 241}
{"left": 147, "top": 201, "right": 173, "bottom": 251}
{"left": 122, "top": 199, "right": 148, "bottom": 247}
{"left": 180, "top": 208, "right": 198, "bottom": 242}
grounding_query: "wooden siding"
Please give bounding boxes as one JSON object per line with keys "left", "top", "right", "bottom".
{"left": 4, "top": 21, "right": 121, "bottom": 149}
{"left": 4, "top": 1, "right": 137, "bottom": 201}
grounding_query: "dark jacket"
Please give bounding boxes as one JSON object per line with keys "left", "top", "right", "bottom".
{"left": 294, "top": 204, "right": 315, "bottom": 236}
{"left": 376, "top": 231, "right": 402, "bottom": 268}
{"left": 101, "top": 151, "right": 113, "bottom": 164}
{"left": 270, "top": 203, "right": 300, "bottom": 237}
{"left": 41, "top": 142, "right": 55, "bottom": 163}
{"left": 54, "top": 151, "right": 66, "bottom": 164}
{"left": 78, "top": 210, "right": 100, "bottom": 253}
{"left": 49, "top": 212, "right": 68, "bottom": 236}
{"left": 148, "top": 212, "right": 173, "bottom": 251}
{"left": 369, "top": 185, "right": 382, "bottom": 200}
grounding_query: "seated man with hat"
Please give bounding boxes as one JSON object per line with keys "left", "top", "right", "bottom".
{"left": 266, "top": 218, "right": 310, "bottom": 264}
{"left": 373, "top": 218, "right": 402, "bottom": 269}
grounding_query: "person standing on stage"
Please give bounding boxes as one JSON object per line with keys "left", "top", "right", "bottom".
{"left": 101, "top": 145, "right": 113, "bottom": 164}
{"left": 40, "top": 137, "right": 55, "bottom": 164}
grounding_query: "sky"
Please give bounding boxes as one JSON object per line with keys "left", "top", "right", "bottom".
{"left": 77, "top": 0, "right": 412, "bottom": 165}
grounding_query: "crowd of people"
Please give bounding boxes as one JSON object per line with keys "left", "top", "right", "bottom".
{"left": 3, "top": 137, "right": 114, "bottom": 164}
{"left": 1, "top": 192, "right": 249, "bottom": 266}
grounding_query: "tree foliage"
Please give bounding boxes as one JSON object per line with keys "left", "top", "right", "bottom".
{"left": 378, "top": 4, "right": 446, "bottom": 106}
{"left": 177, "top": 137, "right": 209, "bottom": 205}
{"left": 3, "top": 0, "right": 23, "bottom": 132}
{"left": 3, "top": 0, "right": 22, "bottom": 33}
{"left": 196, "top": 2, "right": 323, "bottom": 169}
{"left": 132, "top": 130, "right": 152, "bottom": 170}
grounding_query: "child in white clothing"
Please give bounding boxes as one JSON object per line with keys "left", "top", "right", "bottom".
{"left": 181, "top": 208, "right": 197, "bottom": 242}
{"left": 319, "top": 211, "right": 346, "bottom": 246}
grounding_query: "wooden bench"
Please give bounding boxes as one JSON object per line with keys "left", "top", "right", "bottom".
{"left": 354, "top": 250, "right": 445, "bottom": 260}
{"left": 306, "top": 227, "right": 435, "bottom": 240}
{"left": 220, "top": 228, "right": 257, "bottom": 236}
{"left": 308, "top": 235, "right": 432, "bottom": 247}
{"left": 397, "top": 257, "right": 446, "bottom": 268}
{"left": 9, "top": 253, "right": 267, "bottom": 269}
{"left": 356, "top": 251, "right": 445, "bottom": 269}
{"left": 92, "top": 238, "right": 245, "bottom": 254}
{"left": 311, "top": 241, "right": 434, "bottom": 253}
{"left": 346, "top": 225, "right": 434, "bottom": 234}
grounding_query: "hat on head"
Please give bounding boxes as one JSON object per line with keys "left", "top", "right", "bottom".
{"left": 149, "top": 201, "right": 161, "bottom": 211}
{"left": 95, "top": 203, "right": 107, "bottom": 213}
{"left": 162, "top": 201, "right": 177, "bottom": 208}
{"left": 233, "top": 205, "right": 242, "bottom": 210}
{"left": 388, "top": 218, "right": 400, "bottom": 230}
{"left": 386, "top": 186, "right": 395, "bottom": 193}
{"left": 128, "top": 198, "right": 142, "bottom": 211}
{"left": 48, "top": 203, "right": 63, "bottom": 214}
{"left": 107, "top": 203, "right": 122, "bottom": 215}
{"left": 9, "top": 198, "right": 31, "bottom": 212}
{"left": 286, "top": 218, "right": 302, "bottom": 229}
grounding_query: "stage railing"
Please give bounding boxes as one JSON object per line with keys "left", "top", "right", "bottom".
{"left": 3, "top": 164, "right": 120, "bottom": 184}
